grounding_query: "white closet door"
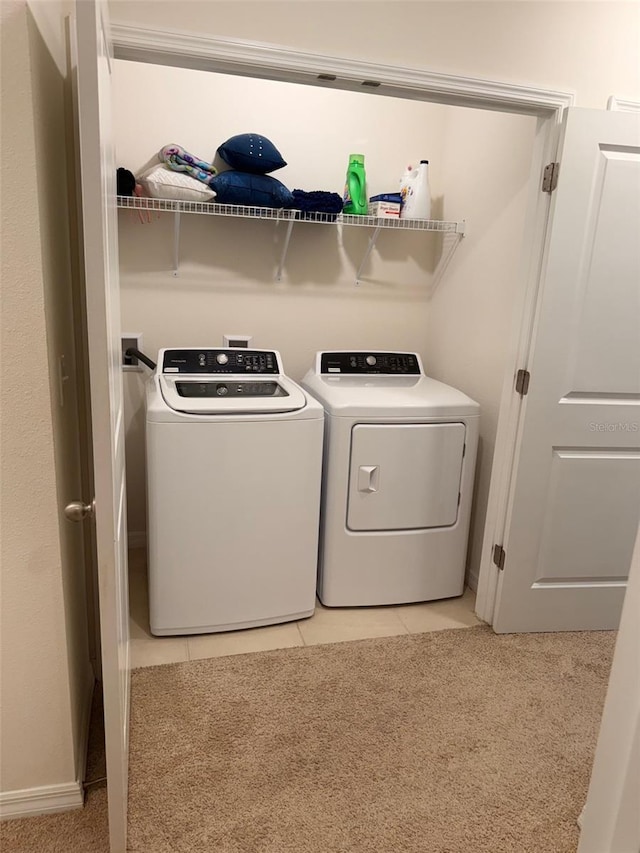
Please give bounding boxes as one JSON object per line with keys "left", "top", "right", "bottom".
{"left": 493, "top": 107, "right": 640, "bottom": 633}
{"left": 74, "top": 1, "right": 130, "bottom": 850}
{"left": 347, "top": 423, "right": 465, "bottom": 531}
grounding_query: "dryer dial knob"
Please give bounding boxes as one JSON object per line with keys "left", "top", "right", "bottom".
{"left": 216, "top": 353, "right": 229, "bottom": 365}
{"left": 216, "top": 384, "right": 229, "bottom": 395}
{"left": 365, "top": 355, "right": 377, "bottom": 367}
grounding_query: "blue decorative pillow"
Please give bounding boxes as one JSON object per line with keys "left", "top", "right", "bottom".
{"left": 217, "top": 134, "right": 287, "bottom": 174}
{"left": 209, "top": 172, "right": 294, "bottom": 208}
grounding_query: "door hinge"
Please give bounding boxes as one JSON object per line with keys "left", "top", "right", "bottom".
{"left": 542, "top": 162, "right": 559, "bottom": 193}
{"left": 515, "top": 369, "right": 530, "bottom": 396}
{"left": 493, "top": 544, "right": 506, "bottom": 571}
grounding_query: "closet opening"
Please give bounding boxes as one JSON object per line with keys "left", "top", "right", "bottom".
{"left": 110, "top": 27, "right": 570, "bottom": 626}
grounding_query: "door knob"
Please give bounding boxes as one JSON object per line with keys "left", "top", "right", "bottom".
{"left": 64, "top": 499, "right": 95, "bottom": 522}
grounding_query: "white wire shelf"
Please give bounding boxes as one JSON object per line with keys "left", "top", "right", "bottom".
{"left": 116, "top": 195, "right": 466, "bottom": 284}
{"left": 116, "top": 195, "right": 465, "bottom": 234}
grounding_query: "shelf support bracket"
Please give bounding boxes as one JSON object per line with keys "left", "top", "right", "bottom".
{"left": 431, "top": 223, "right": 465, "bottom": 290}
{"left": 173, "top": 211, "right": 181, "bottom": 276}
{"left": 275, "top": 219, "right": 295, "bottom": 281}
{"left": 355, "top": 225, "right": 382, "bottom": 285}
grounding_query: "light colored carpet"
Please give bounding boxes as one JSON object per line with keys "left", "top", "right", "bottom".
{"left": 1, "top": 626, "right": 614, "bottom": 853}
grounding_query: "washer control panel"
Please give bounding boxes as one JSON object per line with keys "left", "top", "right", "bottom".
{"left": 320, "top": 352, "right": 421, "bottom": 375}
{"left": 162, "top": 349, "right": 279, "bottom": 374}
{"left": 175, "top": 381, "right": 286, "bottom": 398}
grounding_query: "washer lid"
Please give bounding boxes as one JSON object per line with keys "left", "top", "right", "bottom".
{"left": 301, "top": 372, "right": 479, "bottom": 418}
{"left": 159, "top": 374, "right": 307, "bottom": 414}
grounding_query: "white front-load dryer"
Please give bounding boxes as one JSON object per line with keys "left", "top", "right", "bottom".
{"left": 301, "top": 351, "right": 480, "bottom": 606}
{"left": 146, "top": 348, "right": 324, "bottom": 635}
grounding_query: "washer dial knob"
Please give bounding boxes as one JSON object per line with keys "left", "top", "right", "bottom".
{"left": 216, "top": 353, "right": 229, "bottom": 365}
{"left": 365, "top": 355, "right": 377, "bottom": 367}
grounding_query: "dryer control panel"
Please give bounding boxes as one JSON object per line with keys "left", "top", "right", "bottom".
{"left": 320, "top": 352, "right": 421, "bottom": 375}
{"left": 162, "top": 349, "right": 280, "bottom": 374}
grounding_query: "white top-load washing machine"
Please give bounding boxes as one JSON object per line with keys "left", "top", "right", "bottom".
{"left": 301, "top": 351, "right": 480, "bottom": 606}
{"left": 146, "top": 348, "right": 324, "bottom": 635}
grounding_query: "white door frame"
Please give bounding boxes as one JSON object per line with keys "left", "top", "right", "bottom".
{"left": 577, "top": 523, "right": 640, "bottom": 853}
{"left": 75, "top": 4, "right": 130, "bottom": 850}
{"left": 109, "top": 24, "right": 575, "bottom": 624}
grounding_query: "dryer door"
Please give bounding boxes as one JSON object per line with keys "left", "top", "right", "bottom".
{"left": 347, "top": 423, "right": 465, "bottom": 531}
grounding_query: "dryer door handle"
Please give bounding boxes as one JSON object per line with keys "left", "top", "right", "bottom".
{"left": 357, "top": 465, "right": 379, "bottom": 493}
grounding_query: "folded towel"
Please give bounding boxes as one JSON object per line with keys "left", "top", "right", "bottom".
{"left": 160, "top": 144, "right": 217, "bottom": 185}
{"left": 292, "top": 189, "right": 344, "bottom": 221}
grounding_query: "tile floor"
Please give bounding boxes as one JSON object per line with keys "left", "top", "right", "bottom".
{"left": 128, "top": 548, "right": 481, "bottom": 669}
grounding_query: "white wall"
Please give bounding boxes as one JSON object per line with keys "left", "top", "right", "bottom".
{"left": 430, "top": 107, "right": 537, "bottom": 584}
{"left": 0, "top": 0, "right": 92, "bottom": 806}
{"left": 109, "top": 1, "right": 640, "bottom": 110}
{"left": 114, "top": 59, "right": 447, "bottom": 326}
{"left": 115, "top": 61, "right": 450, "bottom": 202}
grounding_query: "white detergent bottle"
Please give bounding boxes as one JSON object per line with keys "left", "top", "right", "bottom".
{"left": 399, "top": 164, "right": 416, "bottom": 218}
{"left": 402, "top": 160, "right": 431, "bottom": 220}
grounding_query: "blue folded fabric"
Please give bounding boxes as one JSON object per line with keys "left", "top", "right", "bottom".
{"left": 292, "top": 190, "right": 344, "bottom": 221}
{"left": 209, "top": 172, "right": 294, "bottom": 208}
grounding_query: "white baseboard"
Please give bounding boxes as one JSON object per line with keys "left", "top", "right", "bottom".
{"left": 0, "top": 781, "right": 84, "bottom": 820}
{"left": 128, "top": 530, "right": 146, "bottom": 548}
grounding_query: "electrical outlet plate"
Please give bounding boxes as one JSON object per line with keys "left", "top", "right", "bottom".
{"left": 122, "top": 333, "right": 143, "bottom": 371}
{"left": 223, "top": 334, "right": 253, "bottom": 348}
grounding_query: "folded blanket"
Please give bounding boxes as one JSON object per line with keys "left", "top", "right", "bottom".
{"left": 292, "top": 189, "right": 344, "bottom": 221}
{"left": 160, "top": 144, "right": 217, "bottom": 185}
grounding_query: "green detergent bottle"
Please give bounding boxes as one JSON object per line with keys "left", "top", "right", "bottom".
{"left": 342, "top": 153, "right": 368, "bottom": 215}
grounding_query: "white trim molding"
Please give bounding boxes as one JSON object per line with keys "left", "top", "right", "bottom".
{"left": 607, "top": 96, "right": 640, "bottom": 113}
{"left": 111, "top": 24, "right": 574, "bottom": 116}
{"left": 0, "top": 782, "right": 84, "bottom": 820}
